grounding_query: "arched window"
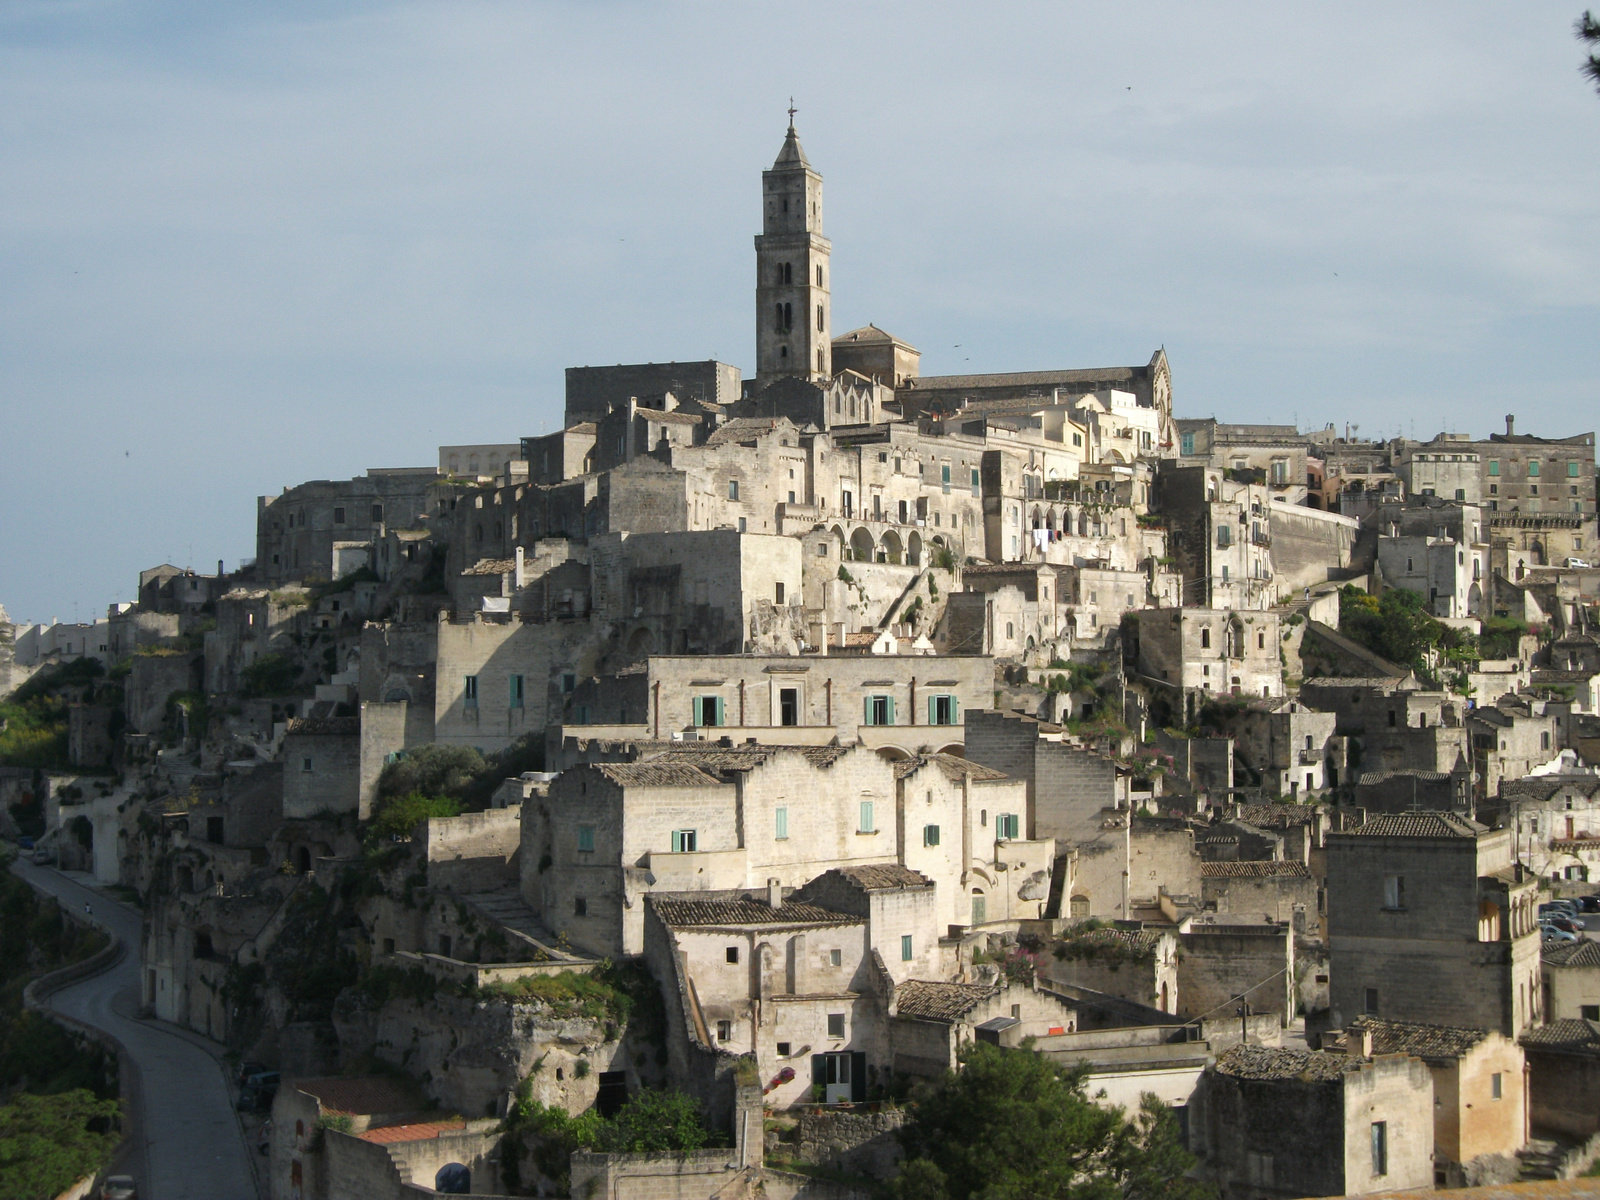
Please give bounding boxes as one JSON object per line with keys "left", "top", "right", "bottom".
{"left": 817, "top": 304, "right": 825, "bottom": 331}
{"left": 818, "top": 349, "right": 825, "bottom": 373}
{"left": 816, "top": 265, "right": 824, "bottom": 286}
{"left": 775, "top": 303, "right": 785, "bottom": 333}
{"left": 782, "top": 261, "right": 792, "bottom": 285}
{"left": 784, "top": 302, "right": 792, "bottom": 331}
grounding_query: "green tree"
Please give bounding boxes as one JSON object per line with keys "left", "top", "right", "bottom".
{"left": 0, "top": 1090, "right": 121, "bottom": 1200}
{"left": 889, "top": 1043, "right": 1210, "bottom": 1200}
{"left": 366, "top": 791, "right": 461, "bottom": 844}
{"left": 1579, "top": 11, "right": 1600, "bottom": 93}
{"left": 238, "top": 652, "right": 299, "bottom": 698}
{"left": 597, "top": 1089, "right": 712, "bottom": 1153}
{"left": 375, "top": 744, "right": 487, "bottom": 805}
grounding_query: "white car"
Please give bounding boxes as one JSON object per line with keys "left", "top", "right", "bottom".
{"left": 1567, "top": 558, "right": 1592, "bottom": 569}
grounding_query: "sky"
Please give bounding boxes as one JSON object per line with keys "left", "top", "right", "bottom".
{"left": 1, "top": 1, "right": 1597, "bottom": 624}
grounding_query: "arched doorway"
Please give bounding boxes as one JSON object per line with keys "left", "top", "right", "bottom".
{"left": 626, "top": 626, "right": 653, "bottom": 659}
{"left": 435, "top": 1164, "right": 471, "bottom": 1194}
{"left": 294, "top": 845, "right": 312, "bottom": 875}
{"left": 880, "top": 529, "right": 904, "bottom": 565}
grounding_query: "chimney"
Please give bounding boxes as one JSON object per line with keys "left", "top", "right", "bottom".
{"left": 1347, "top": 1026, "right": 1374, "bottom": 1057}
{"left": 1506, "top": 414, "right": 1516, "bottom": 438}
{"left": 217, "top": 559, "right": 224, "bottom": 577}
{"left": 768, "top": 878, "right": 783, "bottom": 910}
{"left": 514, "top": 546, "right": 526, "bottom": 589}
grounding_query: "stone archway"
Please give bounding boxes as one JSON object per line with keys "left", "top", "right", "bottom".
{"left": 850, "top": 527, "right": 876, "bottom": 563}
{"left": 880, "top": 529, "right": 904, "bottom": 565}
{"left": 907, "top": 531, "right": 923, "bottom": 567}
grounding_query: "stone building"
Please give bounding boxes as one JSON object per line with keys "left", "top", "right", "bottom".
{"left": 1200, "top": 861, "right": 1315, "bottom": 929}
{"left": 1520, "top": 1019, "right": 1600, "bottom": 1139}
{"left": 256, "top": 467, "right": 441, "bottom": 585}
{"left": 1540, "top": 939, "right": 1600, "bottom": 1023}
{"left": 1155, "top": 464, "right": 1279, "bottom": 611}
{"left": 1325, "top": 812, "right": 1540, "bottom": 1035}
{"left": 1194, "top": 1044, "right": 1435, "bottom": 1200}
{"left": 1337, "top": 1017, "right": 1527, "bottom": 1187}
{"left": 1499, "top": 775, "right": 1600, "bottom": 882}
{"left": 1123, "top": 606, "right": 1284, "bottom": 721}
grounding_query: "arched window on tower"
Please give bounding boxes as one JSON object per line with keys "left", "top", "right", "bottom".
{"left": 817, "top": 304, "right": 824, "bottom": 332}
{"left": 775, "top": 303, "right": 784, "bottom": 333}
{"left": 818, "top": 349, "right": 825, "bottom": 373}
{"left": 816, "top": 265, "right": 824, "bottom": 287}
{"left": 784, "top": 302, "right": 792, "bottom": 331}
{"left": 783, "top": 262, "right": 792, "bottom": 285}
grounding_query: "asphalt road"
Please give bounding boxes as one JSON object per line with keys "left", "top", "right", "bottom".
{"left": 13, "top": 856, "right": 259, "bottom": 1200}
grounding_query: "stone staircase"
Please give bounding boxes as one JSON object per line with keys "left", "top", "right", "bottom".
{"left": 456, "top": 887, "right": 592, "bottom": 964}
{"left": 1517, "top": 1138, "right": 1567, "bottom": 1180}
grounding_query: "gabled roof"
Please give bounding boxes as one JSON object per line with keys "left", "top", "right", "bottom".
{"left": 654, "top": 895, "right": 856, "bottom": 930}
{"left": 893, "top": 753, "right": 1009, "bottom": 783}
{"left": 591, "top": 761, "right": 724, "bottom": 789}
{"left": 1346, "top": 1016, "right": 1491, "bottom": 1062}
{"left": 1230, "top": 803, "right": 1319, "bottom": 829}
{"left": 358, "top": 1119, "right": 466, "bottom": 1145}
{"left": 1521, "top": 1019, "right": 1600, "bottom": 1054}
{"left": 832, "top": 324, "right": 919, "bottom": 352}
{"left": 1501, "top": 776, "right": 1600, "bottom": 803}
{"left": 1214, "top": 1045, "right": 1359, "bottom": 1081}
{"left": 894, "top": 980, "right": 1000, "bottom": 1023}
{"left": 831, "top": 864, "right": 932, "bottom": 892}
{"left": 1543, "top": 940, "right": 1600, "bottom": 968}
{"left": 1339, "top": 811, "right": 1484, "bottom": 839}
{"left": 704, "top": 417, "right": 786, "bottom": 447}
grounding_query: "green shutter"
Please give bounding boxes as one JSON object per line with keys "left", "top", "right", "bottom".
{"left": 886, "top": 696, "right": 896, "bottom": 725}
{"left": 692, "top": 697, "right": 702, "bottom": 725}
{"left": 951, "top": 696, "right": 960, "bottom": 724}
{"left": 864, "top": 697, "right": 874, "bottom": 726}
{"left": 928, "top": 695, "right": 936, "bottom": 725}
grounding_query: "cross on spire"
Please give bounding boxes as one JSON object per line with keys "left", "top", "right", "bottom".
{"left": 787, "top": 97, "right": 796, "bottom": 131}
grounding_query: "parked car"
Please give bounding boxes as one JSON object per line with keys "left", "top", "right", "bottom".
{"left": 30, "top": 846, "right": 53, "bottom": 865}
{"left": 1567, "top": 558, "right": 1592, "bottom": 569}
{"left": 17, "top": 837, "right": 34, "bottom": 851}
{"left": 1548, "top": 916, "right": 1587, "bottom": 934}
{"left": 100, "top": 1176, "right": 137, "bottom": 1200}
{"left": 237, "top": 1071, "right": 280, "bottom": 1113}
{"left": 236, "top": 1060, "right": 267, "bottom": 1088}
{"left": 1541, "top": 901, "right": 1580, "bottom": 917}
{"left": 1541, "top": 924, "right": 1580, "bottom": 943}
{"left": 1577, "top": 896, "right": 1600, "bottom": 914}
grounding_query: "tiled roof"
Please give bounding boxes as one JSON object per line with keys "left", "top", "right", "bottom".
{"left": 295, "top": 1076, "right": 419, "bottom": 1116}
{"left": 1356, "top": 770, "right": 1452, "bottom": 785}
{"left": 1364, "top": 1178, "right": 1600, "bottom": 1200}
{"left": 832, "top": 864, "right": 932, "bottom": 891}
{"left": 647, "top": 410, "right": 701, "bottom": 425}
{"left": 1339, "top": 811, "right": 1483, "bottom": 839}
{"left": 660, "top": 744, "right": 853, "bottom": 775}
{"left": 1521, "top": 1020, "right": 1600, "bottom": 1054}
{"left": 905, "top": 366, "right": 1140, "bottom": 391}
{"left": 592, "top": 761, "right": 722, "bottom": 788}
{"left": 284, "top": 717, "right": 359, "bottom": 737}
{"left": 1501, "top": 777, "right": 1600, "bottom": 802}
{"left": 358, "top": 1119, "right": 466, "bottom": 1144}
{"left": 1058, "top": 927, "right": 1163, "bottom": 955}
{"left": 654, "top": 896, "right": 856, "bottom": 929}
{"left": 894, "top": 980, "right": 1000, "bottom": 1023}
{"left": 1543, "top": 940, "right": 1600, "bottom": 968}
{"left": 1214, "top": 1045, "right": 1358, "bottom": 1081}
{"left": 1200, "top": 861, "right": 1310, "bottom": 879}
{"left": 1346, "top": 1017, "right": 1490, "bottom": 1061}
{"left": 1231, "top": 803, "right": 1317, "bottom": 829}
{"left": 893, "top": 753, "right": 1009, "bottom": 783}
{"left": 462, "top": 558, "right": 515, "bottom": 576}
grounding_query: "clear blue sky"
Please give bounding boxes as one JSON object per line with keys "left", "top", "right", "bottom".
{"left": 2, "top": 2, "right": 1597, "bottom": 623}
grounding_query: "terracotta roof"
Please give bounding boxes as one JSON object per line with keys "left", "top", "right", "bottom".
{"left": 654, "top": 896, "right": 856, "bottom": 929}
{"left": 893, "top": 753, "right": 1009, "bottom": 783}
{"left": 1543, "top": 940, "right": 1600, "bottom": 968}
{"left": 1356, "top": 769, "right": 1452, "bottom": 785}
{"left": 894, "top": 980, "right": 1000, "bottom": 1023}
{"left": 1521, "top": 1020, "right": 1600, "bottom": 1054}
{"left": 295, "top": 1076, "right": 418, "bottom": 1116}
{"left": 592, "top": 761, "right": 723, "bottom": 788}
{"left": 1059, "top": 927, "right": 1163, "bottom": 954}
{"left": 358, "top": 1119, "right": 466, "bottom": 1144}
{"left": 1345, "top": 1017, "right": 1490, "bottom": 1062}
{"left": 1214, "top": 1045, "right": 1359, "bottom": 1081}
{"left": 1338, "top": 812, "right": 1483, "bottom": 839}
{"left": 1200, "top": 861, "right": 1311, "bottom": 879}
{"left": 831, "top": 864, "right": 932, "bottom": 891}
{"left": 284, "top": 717, "right": 359, "bottom": 737}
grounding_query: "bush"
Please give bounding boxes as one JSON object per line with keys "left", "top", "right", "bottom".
{"left": 375, "top": 745, "right": 487, "bottom": 806}
{"left": 0, "top": 1090, "right": 121, "bottom": 1200}
{"left": 239, "top": 653, "right": 299, "bottom": 698}
{"left": 366, "top": 792, "right": 460, "bottom": 844}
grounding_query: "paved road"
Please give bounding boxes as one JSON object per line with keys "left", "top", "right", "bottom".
{"left": 13, "top": 857, "right": 259, "bottom": 1200}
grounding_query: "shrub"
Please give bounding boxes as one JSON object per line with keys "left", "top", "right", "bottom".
{"left": 375, "top": 745, "right": 487, "bottom": 807}
{"left": 239, "top": 653, "right": 299, "bottom": 698}
{"left": 367, "top": 792, "right": 461, "bottom": 844}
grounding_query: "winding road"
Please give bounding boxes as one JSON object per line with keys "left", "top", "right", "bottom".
{"left": 12, "top": 857, "right": 259, "bottom": 1200}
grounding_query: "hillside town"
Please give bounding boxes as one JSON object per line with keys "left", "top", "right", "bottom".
{"left": 6, "top": 121, "right": 1600, "bottom": 1200}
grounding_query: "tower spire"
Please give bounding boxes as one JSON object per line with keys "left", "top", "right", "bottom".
{"left": 787, "top": 97, "right": 796, "bottom": 132}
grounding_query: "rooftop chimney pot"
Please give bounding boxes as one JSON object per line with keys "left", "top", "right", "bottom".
{"left": 1506, "top": 414, "right": 1516, "bottom": 437}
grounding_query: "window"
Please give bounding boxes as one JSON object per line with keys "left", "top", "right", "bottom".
{"left": 573, "top": 897, "right": 587, "bottom": 917}
{"left": 716, "top": 1020, "right": 731, "bottom": 1042}
{"left": 671, "top": 829, "right": 697, "bottom": 853}
{"left": 738, "top": 517, "right": 747, "bottom": 532}
{"left": 561, "top": 672, "right": 576, "bottom": 694}
{"left": 996, "top": 813, "right": 1020, "bottom": 840}
{"left": 901, "top": 934, "right": 913, "bottom": 961}
{"left": 775, "top": 582, "right": 785, "bottom": 604}
{"left": 929, "top": 694, "right": 958, "bottom": 725}
{"left": 464, "top": 675, "right": 479, "bottom": 708}
{"left": 777, "top": 1041, "right": 791, "bottom": 1056}
{"left": 1201, "top": 628, "right": 1211, "bottom": 649}
{"left": 1489, "top": 460, "right": 1500, "bottom": 476}
{"left": 1217, "top": 525, "right": 1231, "bottom": 548}
{"left": 726, "top": 946, "right": 740, "bottom": 964}
{"left": 970, "top": 467, "right": 980, "bottom": 490}
{"left": 827, "top": 1013, "right": 846, "bottom": 1038}
{"left": 1180, "top": 432, "right": 1195, "bottom": 455}
{"left": 865, "top": 695, "right": 894, "bottom": 726}
{"left": 1491, "top": 1072, "right": 1503, "bottom": 1099}
{"left": 301, "top": 757, "right": 314, "bottom": 772}
{"left": 508, "top": 674, "right": 525, "bottom": 709}
{"left": 333, "top": 506, "right": 345, "bottom": 524}
{"left": 1529, "top": 460, "right": 1542, "bottom": 477}
{"left": 1570, "top": 461, "right": 1582, "bottom": 477}
{"left": 859, "top": 801, "right": 876, "bottom": 833}
{"left": 830, "top": 948, "right": 842, "bottom": 967}
{"left": 924, "top": 824, "right": 940, "bottom": 847}
{"left": 1383, "top": 875, "right": 1405, "bottom": 910}
{"left": 1582, "top": 1005, "right": 1600, "bottom": 1021}
{"left": 779, "top": 687, "right": 799, "bottom": 726}
{"left": 775, "top": 806, "right": 789, "bottom": 839}
{"left": 372, "top": 503, "right": 384, "bottom": 522}
{"left": 577, "top": 825, "right": 595, "bottom": 853}
{"left": 728, "top": 479, "right": 739, "bottom": 501}
{"left": 1371, "top": 1121, "right": 1388, "bottom": 1177}
{"left": 817, "top": 304, "right": 824, "bottom": 332}
{"left": 1364, "top": 987, "right": 1379, "bottom": 1014}
{"left": 693, "top": 696, "right": 725, "bottom": 727}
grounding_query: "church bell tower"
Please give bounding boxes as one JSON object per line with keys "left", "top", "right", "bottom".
{"left": 755, "top": 108, "right": 831, "bottom": 389}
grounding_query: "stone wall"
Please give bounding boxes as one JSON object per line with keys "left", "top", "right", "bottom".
{"left": 774, "top": 1107, "right": 907, "bottom": 1179}
{"left": 1178, "top": 922, "right": 1294, "bottom": 1023}
{"left": 1269, "top": 504, "right": 1358, "bottom": 592}
{"left": 282, "top": 727, "right": 361, "bottom": 819}
{"left": 418, "top": 807, "right": 522, "bottom": 894}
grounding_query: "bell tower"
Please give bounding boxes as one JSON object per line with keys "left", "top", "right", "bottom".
{"left": 755, "top": 106, "right": 831, "bottom": 390}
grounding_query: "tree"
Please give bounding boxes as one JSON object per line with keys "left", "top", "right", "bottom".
{"left": 0, "top": 1089, "right": 121, "bottom": 1200}
{"left": 888, "top": 1042, "right": 1212, "bottom": 1200}
{"left": 374, "top": 744, "right": 487, "bottom": 806}
{"left": 1579, "top": 11, "right": 1600, "bottom": 94}
{"left": 596, "top": 1089, "right": 713, "bottom": 1153}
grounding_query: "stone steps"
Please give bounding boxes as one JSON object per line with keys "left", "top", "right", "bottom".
{"left": 457, "top": 888, "right": 592, "bottom": 963}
